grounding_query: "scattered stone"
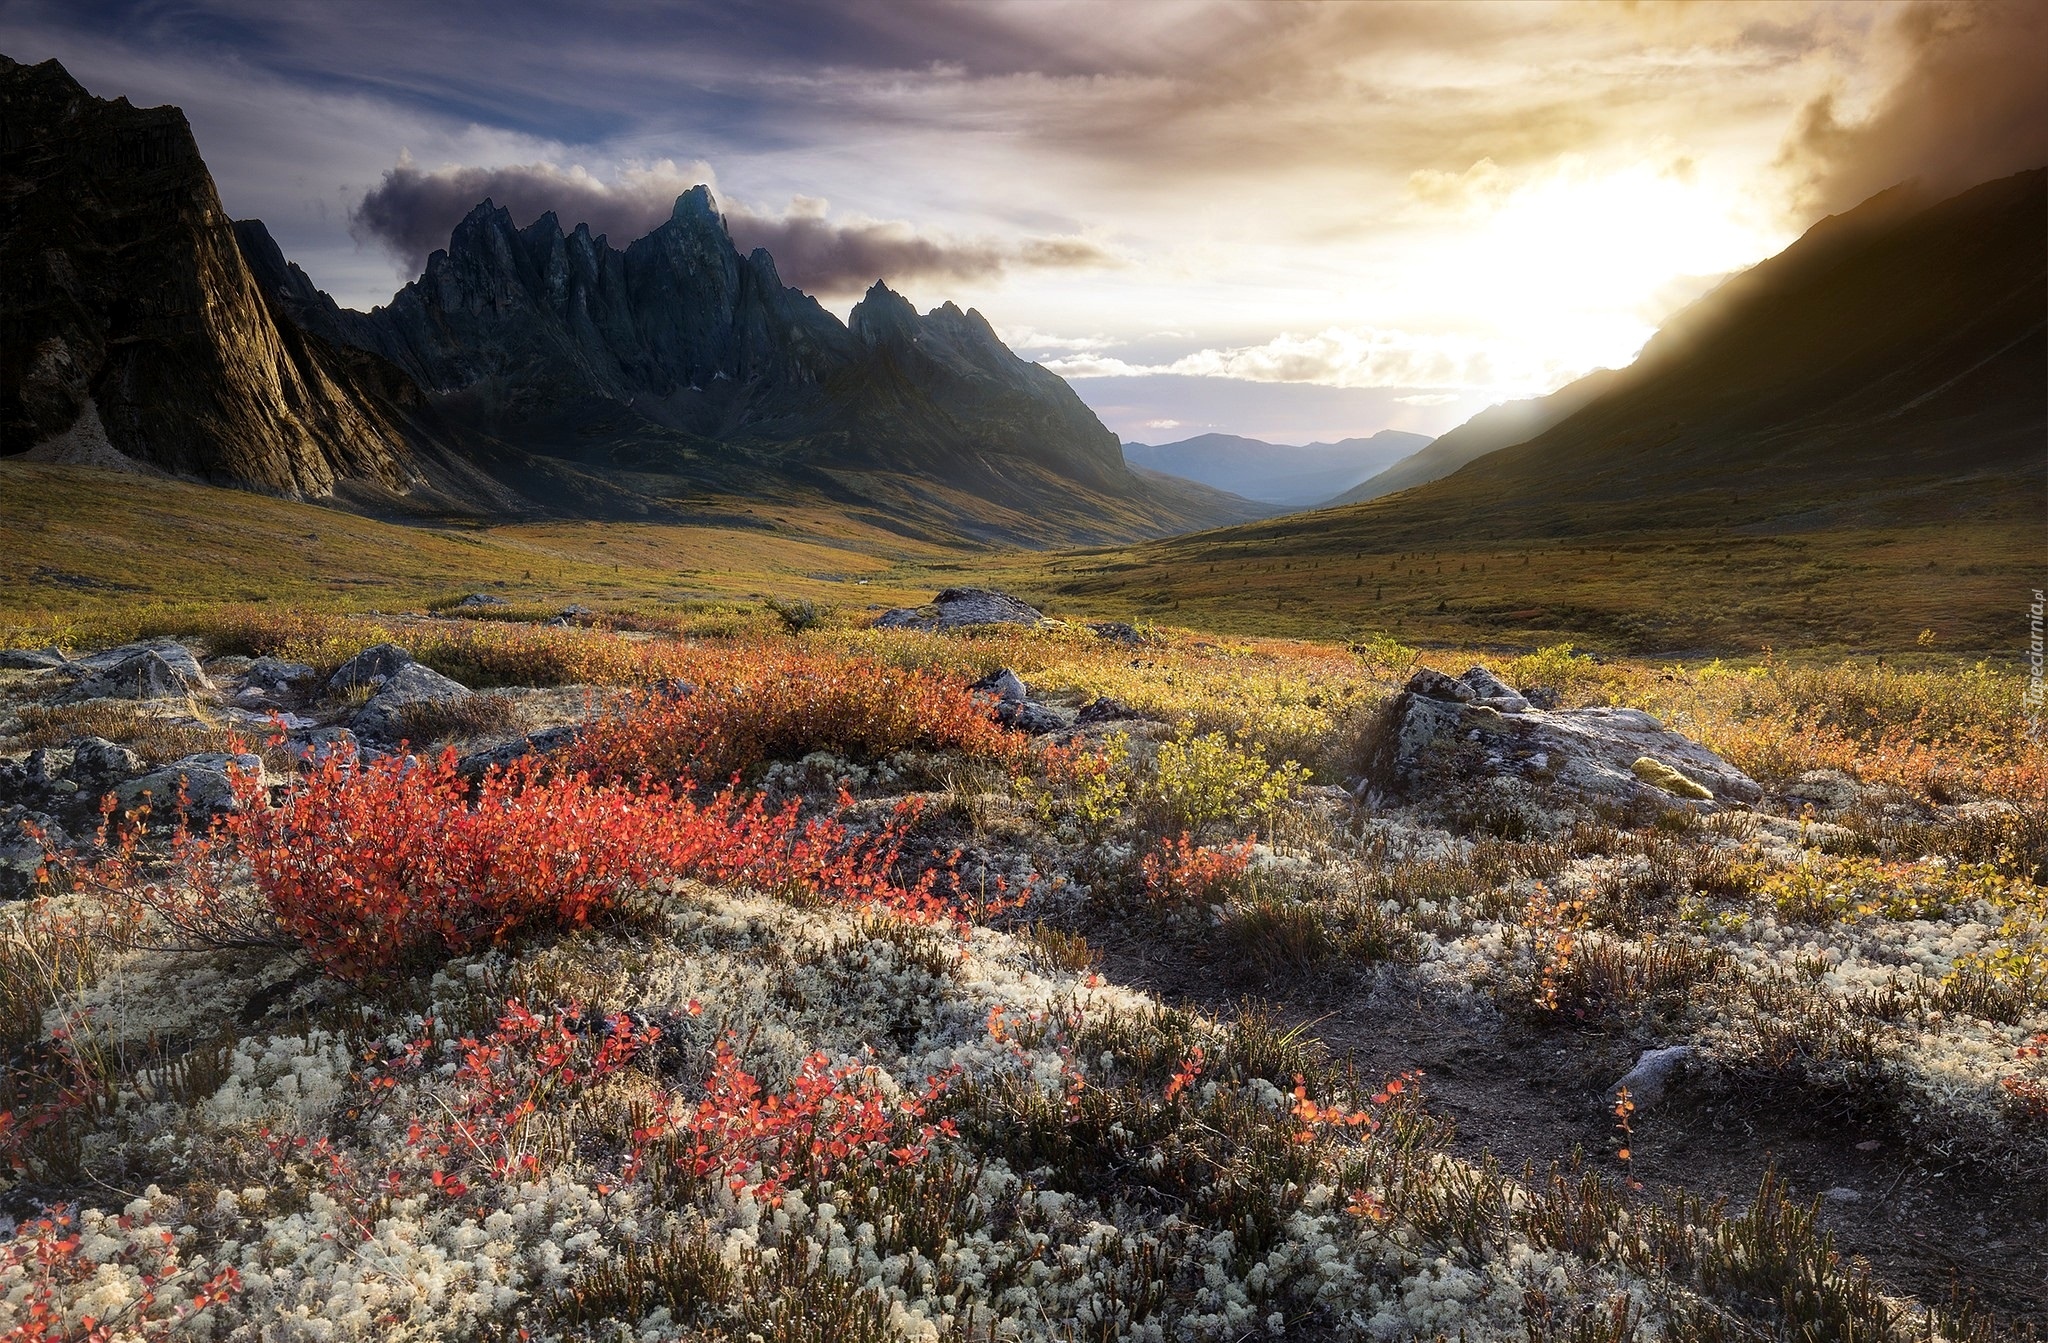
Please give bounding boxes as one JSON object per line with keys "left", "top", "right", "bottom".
{"left": 292, "top": 727, "right": 360, "bottom": 769}
{"left": 71, "top": 639, "right": 207, "bottom": 684}
{"left": 1608, "top": 1044, "right": 1696, "bottom": 1110}
{"left": 70, "top": 737, "right": 144, "bottom": 788}
{"left": 245, "top": 657, "right": 318, "bottom": 692}
{"left": 1823, "top": 1187, "right": 1862, "bottom": 1203}
{"left": 0, "top": 807, "right": 65, "bottom": 899}
{"left": 971, "top": 668, "right": 1028, "bottom": 704}
{"left": 560, "top": 604, "right": 595, "bottom": 618}
{"left": 327, "top": 642, "right": 415, "bottom": 692}
{"left": 351, "top": 663, "right": 475, "bottom": 743}
{"left": 115, "top": 752, "right": 264, "bottom": 816}
{"left": 457, "top": 593, "right": 508, "bottom": 608}
{"left": 1088, "top": 622, "right": 1154, "bottom": 646}
{"left": 0, "top": 647, "right": 68, "bottom": 671}
{"left": 1076, "top": 696, "right": 1141, "bottom": 725}
{"left": 455, "top": 725, "right": 581, "bottom": 778}
{"left": 875, "top": 587, "right": 1047, "bottom": 632}
{"left": 1786, "top": 768, "right": 1862, "bottom": 813}
{"left": 1631, "top": 756, "right": 1714, "bottom": 800}
{"left": 1363, "top": 665, "right": 1760, "bottom": 819}
{"left": 996, "top": 700, "right": 1072, "bottom": 735}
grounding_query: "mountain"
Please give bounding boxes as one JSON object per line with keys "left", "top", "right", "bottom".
{"left": 1217, "top": 168, "right": 2045, "bottom": 544}
{"left": 1122, "top": 430, "right": 1430, "bottom": 506}
{"left": 1321, "top": 372, "right": 1622, "bottom": 507}
{"left": 0, "top": 56, "right": 1254, "bottom": 545}
{"left": 1030, "top": 168, "right": 2045, "bottom": 651}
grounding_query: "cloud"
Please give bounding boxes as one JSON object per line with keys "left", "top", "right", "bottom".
{"left": 1043, "top": 326, "right": 1574, "bottom": 392}
{"left": 1777, "top": 0, "right": 2048, "bottom": 214}
{"left": 349, "top": 158, "right": 1114, "bottom": 293}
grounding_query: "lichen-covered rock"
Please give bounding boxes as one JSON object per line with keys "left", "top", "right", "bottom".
{"left": 115, "top": 752, "right": 264, "bottom": 815}
{"left": 0, "top": 806, "right": 64, "bottom": 898}
{"left": 351, "top": 663, "right": 474, "bottom": 743}
{"left": 875, "top": 588, "right": 1047, "bottom": 632}
{"left": 1362, "top": 664, "right": 1760, "bottom": 819}
{"left": 972, "top": 668, "right": 1028, "bottom": 704}
{"left": 1786, "top": 768, "right": 1862, "bottom": 812}
{"left": 327, "top": 642, "right": 417, "bottom": 692}
{"left": 61, "top": 641, "right": 210, "bottom": 701}
{"left": 0, "top": 647, "right": 68, "bottom": 671}
{"left": 245, "top": 657, "right": 318, "bottom": 692}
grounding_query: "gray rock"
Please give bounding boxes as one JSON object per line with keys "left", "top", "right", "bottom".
{"left": 1363, "top": 666, "right": 1760, "bottom": 817}
{"left": 1786, "top": 768, "right": 1861, "bottom": 813}
{"left": 70, "top": 737, "right": 144, "bottom": 787}
{"left": 875, "top": 587, "right": 1047, "bottom": 632}
{"left": 1822, "top": 1187, "right": 1862, "bottom": 1203}
{"left": 72, "top": 639, "right": 207, "bottom": 684}
{"left": 351, "top": 663, "right": 474, "bottom": 743}
{"left": 1608, "top": 1044, "right": 1696, "bottom": 1110}
{"left": 996, "top": 700, "right": 1072, "bottom": 735}
{"left": 115, "top": 752, "right": 265, "bottom": 816}
{"left": 327, "top": 642, "right": 416, "bottom": 692}
{"left": 245, "top": 657, "right": 318, "bottom": 692}
{"left": 291, "top": 727, "right": 360, "bottom": 769}
{"left": 64, "top": 645, "right": 209, "bottom": 701}
{"left": 1460, "top": 665, "right": 1530, "bottom": 713}
{"left": 1076, "top": 696, "right": 1141, "bottom": 725}
{"left": 0, "top": 647, "right": 68, "bottom": 671}
{"left": 972, "top": 668, "right": 1028, "bottom": 703}
{"left": 457, "top": 592, "right": 508, "bottom": 608}
{"left": 0, "top": 808, "right": 65, "bottom": 899}
{"left": 455, "top": 725, "right": 581, "bottom": 777}
{"left": 1088, "top": 622, "right": 1154, "bottom": 646}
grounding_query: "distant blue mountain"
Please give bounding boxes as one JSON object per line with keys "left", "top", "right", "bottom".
{"left": 1121, "top": 430, "right": 1433, "bottom": 507}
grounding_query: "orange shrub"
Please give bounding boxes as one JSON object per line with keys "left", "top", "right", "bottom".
{"left": 92, "top": 746, "right": 969, "bottom": 981}
{"left": 569, "top": 646, "right": 1024, "bottom": 783}
{"left": 1140, "top": 832, "right": 1254, "bottom": 907}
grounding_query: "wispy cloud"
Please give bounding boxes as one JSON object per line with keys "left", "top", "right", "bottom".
{"left": 350, "top": 158, "right": 1114, "bottom": 294}
{"left": 1044, "top": 327, "right": 1581, "bottom": 393}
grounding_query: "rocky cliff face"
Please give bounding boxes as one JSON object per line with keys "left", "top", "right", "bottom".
{"left": 298, "top": 187, "right": 1135, "bottom": 503}
{"left": 3, "top": 54, "right": 1246, "bottom": 543}
{"left": 0, "top": 55, "right": 412, "bottom": 497}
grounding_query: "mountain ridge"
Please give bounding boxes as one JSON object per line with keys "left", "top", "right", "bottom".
{"left": 1, "top": 55, "right": 1254, "bottom": 546}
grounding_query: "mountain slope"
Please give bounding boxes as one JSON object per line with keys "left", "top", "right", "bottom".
{"left": 1123, "top": 430, "right": 1430, "bottom": 506}
{"left": 1323, "top": 371, "right": 1622, "bottom": 507}
{"left": 1005, "top": 169, "right": 2045, "bottom": 651}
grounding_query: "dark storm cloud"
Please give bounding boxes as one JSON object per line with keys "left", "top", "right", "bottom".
{"left": 1778, "top": 0, "right": 2048, "bottom": 214}
{"left": 349, "top": 160, "right": 1113, "bottom": 295}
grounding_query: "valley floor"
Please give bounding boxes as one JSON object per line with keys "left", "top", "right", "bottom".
{"left": 0, "top": 600, "right": 2041, "bottom": 1341}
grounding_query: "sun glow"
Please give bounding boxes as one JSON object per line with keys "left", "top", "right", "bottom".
{"left": 1393, "top": 156, "right": 1795, "bottom": 390}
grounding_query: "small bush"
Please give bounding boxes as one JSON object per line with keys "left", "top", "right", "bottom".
{"left": 570, "top": 649, "right": 1022, "bottom": 784}
{"left": 1144, "top": 730, "right": 1307, "bottom": 834}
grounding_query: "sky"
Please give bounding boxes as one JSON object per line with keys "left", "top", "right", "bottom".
{"left": 4, "top": 0, "right": 2043, "bottom": 445}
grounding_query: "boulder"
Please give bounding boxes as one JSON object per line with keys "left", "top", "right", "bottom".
{"left": 244, "top": 657, "right": 318, "bottom": 692}
{"left": 1363, "top": 665, "right": 1760, "bottom": 817}
{"left": 875, "top": 587, "right": 1047, "bottom": 632}
{"left": 115, "top": 752, "right": 264, "bottom": 816}
{"left": 455, "top": 725, "right": 581, "bottom": 778}
{"left": 1076, "top": 696, "right": 1142, "bottom": 725}
{"left": 996, "top": 701, "right": 1072, "bottom": 735}
{"left": 63, "top": 643, "right": 210, "bottom": 701}
{"left": 70, "top": 737, "right": 145, "bottom": 789}
{"left": 327, "top": 642, "right": 416, "bottom": 692}
{"left": 351, "top": 663, "right": 474, "bottom": 742}
{"left": 1785, "top": 768, "right": 1862, "bottom": 813}
{"left": 1088, "top": 622, "right": 1154, "bottom": 646}
{"left": 1608, "top": 1045, "right": 1696, "bottom": 1110}
{"left": 457, "top": 592, "right": 508, "bottom": 608}
{"left": 72, "top": 639, "right": 207, "bottom": 684}
{"left": 0, "top": 647, "right": 68, "bottom": 671}
{"left": 971, "top": 668, "right": 1028, "bottom": 704}
{"left": 0, "top": 807, "right": 65, "bottom": 899}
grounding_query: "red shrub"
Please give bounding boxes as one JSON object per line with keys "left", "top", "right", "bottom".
{"left": 1140, "top": 832, "right": 1254, "bottom": 907}
{"left": 0, "top": 1205, "right": 241, "bottom": 1342}
{"left": 568, "top": 647, "right": 1022, "bottom": 784}
{"left": 100, "top": 747, "right": 971, "bottom": 981}
{"left": 631, "top": 1034, "right": 956, "bottom": 1204}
